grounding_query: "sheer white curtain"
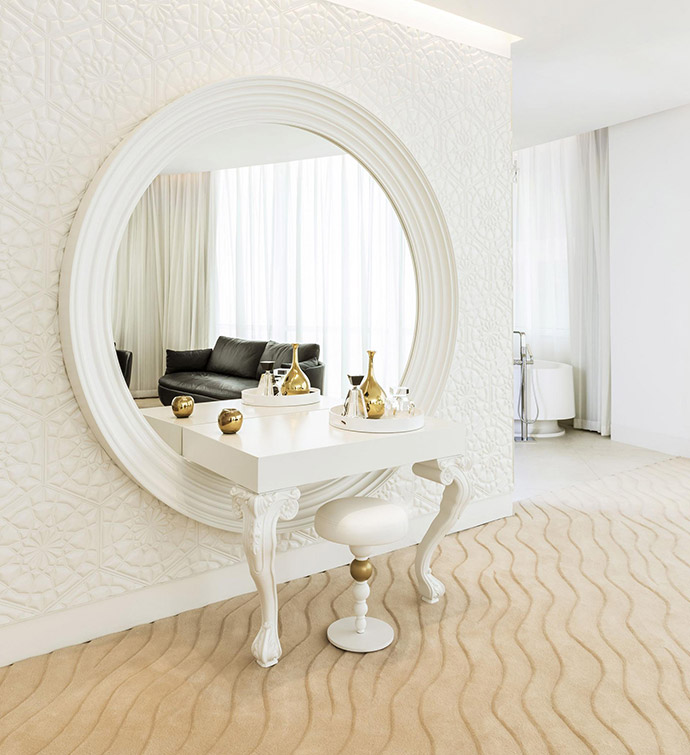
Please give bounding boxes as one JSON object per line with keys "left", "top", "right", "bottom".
{"left": 212, "top": 154, "right": 415, "bottom": 395}
{"left": 113, "top": 172, "right": 215, "bottom": 396}
{"left": 514, "top": 129, "right": 611, "bottom": 434}
{"left": 513, "top": 144, "right": 571, "bottom": 363}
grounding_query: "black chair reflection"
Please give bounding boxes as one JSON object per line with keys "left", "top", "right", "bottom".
{"left": 115, "top": 345, "right": 133, "bottom": 387}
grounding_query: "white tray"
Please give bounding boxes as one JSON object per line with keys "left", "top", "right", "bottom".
{"left": 329, "top": 405, "right": 425, "bottom": 433}
{"left": 241, "top": 387, "right": 321, "bottom": 407}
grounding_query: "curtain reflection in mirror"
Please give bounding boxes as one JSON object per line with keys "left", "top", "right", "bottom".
{"left": 112, "top": 173, "right": 214, "bottom": 397}
{"left": 212, "top": 154, "right": 414, "bottom": 395}
{"left": 113, "top": 154, "right": 415, "bottom": 397}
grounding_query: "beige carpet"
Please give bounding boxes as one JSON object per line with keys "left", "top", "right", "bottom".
{"left": 2, "top": 458, "right": 690, "bottom": 754}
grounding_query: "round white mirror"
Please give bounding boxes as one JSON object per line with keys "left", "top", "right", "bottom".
{"left": 113, "top": 123, "right": 416, "bottom": 403}
{"left": 60, "top": 77, "right": 457, "bottom": 531}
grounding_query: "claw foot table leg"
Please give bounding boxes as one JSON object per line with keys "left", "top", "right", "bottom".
{"left": 231, "top": 486, "right": 300, "bottom": 667}
{"left": 412, "top": 457, "right": 473, "bottom": 603}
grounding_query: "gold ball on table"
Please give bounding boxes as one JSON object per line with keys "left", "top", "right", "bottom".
{"left": 218, "top": 408, "right": 243, "bottom": 434}
{"left": 350, "top": 558, "right": 373, "bottom": 582}
{"left": 171, "top": 395, "right": 194, "bottom": 418}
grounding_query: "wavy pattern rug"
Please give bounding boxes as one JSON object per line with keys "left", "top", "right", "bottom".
{"left": 2, "top": 457, "right": 690, "bottom": 754}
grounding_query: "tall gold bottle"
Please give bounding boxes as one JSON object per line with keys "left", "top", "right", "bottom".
{"left": 361, "top": 350, "right": 386, "bottom": 419}
{"left": 281, "top": 343, "right": 311, "bottom": 395}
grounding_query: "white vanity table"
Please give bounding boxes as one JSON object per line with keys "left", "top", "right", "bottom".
{"left": 142, "top": 399, "right": 471, "bottom": 667}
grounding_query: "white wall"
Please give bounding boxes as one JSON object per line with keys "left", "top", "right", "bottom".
{"left": 0, "top": 0, "right": 512, "bottom": 663}
{"left": 609, "top": 104, "right": 690, "bottom": 456}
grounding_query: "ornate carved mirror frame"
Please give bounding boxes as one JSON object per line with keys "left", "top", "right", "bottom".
{"left": 59, "top": 77, "right": 457, "bottom": 532}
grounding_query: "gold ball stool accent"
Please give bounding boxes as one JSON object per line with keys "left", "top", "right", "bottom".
{"left": 218, "top": 408, "right": 243, "bottom": 434}
{"left": 171, "top": 395, "right": 194, "bottom": 418}
{"left": 350, "top": 558, "right": 372, "bottom": 582}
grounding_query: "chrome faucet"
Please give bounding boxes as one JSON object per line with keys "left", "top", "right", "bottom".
{"left": 513, "top": 330, "right": 533, "bottom": 367}
{"left": 513, "top": 330, "right": 536, "bottom": 442}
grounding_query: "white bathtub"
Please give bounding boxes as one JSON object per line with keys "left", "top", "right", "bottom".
{"left": 514, "top": 360, "right": 575, "bottom": 438}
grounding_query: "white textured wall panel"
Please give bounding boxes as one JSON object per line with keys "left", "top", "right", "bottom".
{"left": 0, "top": 0, "right": 512, "bottom": 629}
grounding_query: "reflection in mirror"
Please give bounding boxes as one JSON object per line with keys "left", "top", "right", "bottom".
{"left": 112, "top": 124, "right": 416, "bottom": 406}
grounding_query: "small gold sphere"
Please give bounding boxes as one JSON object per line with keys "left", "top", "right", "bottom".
{"left": 218, "top": 407, "right": 243, "bottom": 434}
{"left": 350, "top": 558, "right": 372, "bottom": 582}
{"left": 171, "top": 395, "right": 194, "bottom": 418}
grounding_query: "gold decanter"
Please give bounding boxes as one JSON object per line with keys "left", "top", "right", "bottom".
{"left": 360, "top": 350, "right": 386, "bottom": 418}
{"left": 281, "top": 343, "right": 311, "bottom": 395}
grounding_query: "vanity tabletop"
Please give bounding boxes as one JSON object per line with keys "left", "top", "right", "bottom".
{"left": 141, "top": 396, "right": 341, "bottom": 456}
{"left": 142, "top": 398, "right": 464, "bottom": 494}
{"left": 141, "top": 395, "right": 342, "bottom": 426}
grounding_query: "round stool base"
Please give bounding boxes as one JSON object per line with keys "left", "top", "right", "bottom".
{"left": 326, "top": 617, "right": 394, "bottom": 653}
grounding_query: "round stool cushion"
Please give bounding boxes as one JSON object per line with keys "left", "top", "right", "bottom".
{"left": 314, "top": 497, "right": 408, "bottom": 547}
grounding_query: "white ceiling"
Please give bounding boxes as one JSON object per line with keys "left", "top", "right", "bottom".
{"left": 339, "top": 0, "right": 690, "bottom": 149}
{"left": 162, "top": 124, "right": 343, "bottom": 174}
{"left": 420, "top": 0, "right": 690, "bottom": 148}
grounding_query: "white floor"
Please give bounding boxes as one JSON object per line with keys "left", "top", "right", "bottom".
{"left": 513, "top": 427, "right": 671, "bottom": 502}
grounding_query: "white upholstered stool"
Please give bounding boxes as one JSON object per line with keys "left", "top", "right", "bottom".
{"left": 315, "top": 497, "right": 408, "bottom": 653}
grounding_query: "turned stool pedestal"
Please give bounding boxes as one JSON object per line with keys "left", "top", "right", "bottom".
{"left": 315, "top": 497, "right": 409, "bottom": 652}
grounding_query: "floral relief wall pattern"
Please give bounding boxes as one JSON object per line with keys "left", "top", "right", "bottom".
{"left": 0, "top": 0, "right": 512, "bottom": 627}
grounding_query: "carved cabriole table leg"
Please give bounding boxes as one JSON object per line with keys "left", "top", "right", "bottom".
{"left": 229, "top": 485, "right": 300, "bottom": 667}
{"left": 412, "top": 457, "right": 473, "bottom": 604}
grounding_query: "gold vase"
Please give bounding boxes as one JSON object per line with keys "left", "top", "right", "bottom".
{"left": 281, "top": 343, "right": 311, "bottom": 395}
{"left": 361, "top": 350, "right": 386, "bottom": 419}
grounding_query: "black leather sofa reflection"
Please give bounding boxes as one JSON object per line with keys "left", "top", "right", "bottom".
{"left": 115, "top": 346, "right": 133, "bottom": 387}
{"left": 158, "top": 336, "right": 324, "bottom": 405}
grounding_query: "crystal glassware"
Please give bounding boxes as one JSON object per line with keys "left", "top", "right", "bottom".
{"left": 343, "top": 374, "right": 367, "bottom": 418}
{"left": 273, "top": 367, "right": 289, "bottom": 391}
{"left": 389, "top": 386, "right": 411, "bottom": 415}
{"left": 258, "top": 361, "right": 279, "bottom": 396}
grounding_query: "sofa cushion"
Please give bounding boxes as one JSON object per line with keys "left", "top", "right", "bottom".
{"left": 166, "top": 348, "right": 212, "bottom": 374}
{"left": 207, "top": 336, "right": 266, "bottom": 379}
{"left": 257, "top": 341, "right": 321, "bottom": 379}
{"left": 279, "top": 357, "right": 321, "bottom": 369}
{"left": 158, "top": 371, "right": 257, "bottom": 400}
